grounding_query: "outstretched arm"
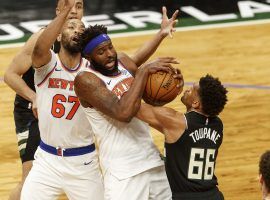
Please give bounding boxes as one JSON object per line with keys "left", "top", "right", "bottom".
{"left": 75, "top": 58, "right": 174, "bottom": 122}
{"left": 136, "top": 103, "right": 186, "bottom": 143}
{"left": 32, "top": 0, "right": 75, "bottom": 68}
{"left": 4, "top": 30, "right": 43, "bottom": 118}
{"left": 131, "top": 6, "right": 179, "bottom": 66}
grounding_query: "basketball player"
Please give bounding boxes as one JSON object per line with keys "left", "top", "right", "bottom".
{"left": 136, "top": 74, "right": 228, "bottom": 200}
{"left": 4, "top": 0, "right": 179, "bottom": 198}
{"left": 73, "top": 23, "right": 183, "bottom": 199}
{"left": 20, "top": 0, "right": 179, "bottom": 198}
{"left": 3, "top": 0, "right": 83, "bottom": 199}
{"left": 259, "top": 150, "right": 270, "bottom": 200}
{"left": 20, "top": 1, "right": 105, "bottom": 199}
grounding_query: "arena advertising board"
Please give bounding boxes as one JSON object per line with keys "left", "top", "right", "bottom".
{"left": 0, "top": 0, "right": 270, "bottom": 45}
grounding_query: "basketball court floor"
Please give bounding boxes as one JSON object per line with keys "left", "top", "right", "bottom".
{"left": 0, "top": 21, "right": 270, "bottom": 199}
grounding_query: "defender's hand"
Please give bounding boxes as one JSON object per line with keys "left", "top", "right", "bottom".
{"left": 160, "top": 6, "right": 179, "bottom": 38}
{"left": 31, "top": 97, "right": 38, "bottom": 119}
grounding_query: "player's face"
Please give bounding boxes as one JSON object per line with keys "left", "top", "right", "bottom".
{"left": 61, "top": 19, "right": 85, "bottom": 54}
{"left": 89, "top": 41, "right": 118, "bottom": 71}
{"left": 56, "top": 0, "right": 84, "bottom": 20}
{"left": 181, "top": 83, "right": 200, "bottom": 110}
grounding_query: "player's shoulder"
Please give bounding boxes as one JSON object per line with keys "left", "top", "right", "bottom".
{"left": 213, "top": 116, "right": 223, "bottom": 129}
{"left": 117, "top": 52, "right": 128, "bottom": 59}
{"left": 118, "top": 52, "right": 137, "bottom": 75}
{"left": 75, "top": 71, "right": 104, "bottom": 87}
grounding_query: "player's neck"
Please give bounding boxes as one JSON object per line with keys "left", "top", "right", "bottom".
{"left": 187, "top": 108, "right": 208, "bottom": 117}
{"left": 58, "top": 50, "right": 81, "bottom": 70}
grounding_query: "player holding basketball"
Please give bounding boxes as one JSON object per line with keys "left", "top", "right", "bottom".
{"left": 137, "top": 74, "right": 228, "bottom": 200}
{"left": 74, "top": 22, "right": 182, "bottom": 199}
{"left": 4, "top": 0, "right": 179, "bottom": 198}
{"left": 20, "top": 0, "right": 180, "bottom": 198}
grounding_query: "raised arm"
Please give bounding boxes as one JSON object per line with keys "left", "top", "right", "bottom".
{"left": 137, "top": 103, "right": 186, "bottom": 143}
{"left": 75, "top": 58, "right": 174, "bottom": 122}
{"left": 131, "top": 7, "right": 179, "bottom": 66}
{"left": 32, "top": 0, "right": 75, "bottom": 68}
{"left": 4, "top": 30, "right": 44, "bottom": 118}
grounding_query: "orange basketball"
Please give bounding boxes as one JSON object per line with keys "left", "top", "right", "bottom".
{"left": 143, "top": 71, "right": 182, "bottom": 106}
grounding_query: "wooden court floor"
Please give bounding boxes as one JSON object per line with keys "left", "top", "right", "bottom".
{"left": 0, "top": 22, "right": 270, "bottom": 199}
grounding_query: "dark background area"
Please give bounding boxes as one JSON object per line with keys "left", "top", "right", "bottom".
{"left": 0, "top": 0, "right": 267, "bottom": 24}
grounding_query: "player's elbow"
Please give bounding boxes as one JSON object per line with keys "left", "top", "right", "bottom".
{"left": 32, "top": 45, "right": 45, "bottom": 67}
{"left": 3, "top": 69, "right": 12, "bottom": 85}
{"left": 115, "top": 105, "right": 139, "bottom": 122}
{"left": 3, "top": 72, "right": 9, "bottom": 85}
{"left": 116, "top": 112, "right": 133, "bottom": 122}
{"left": 32, "top": 45, "right": 41, "bottom": 61}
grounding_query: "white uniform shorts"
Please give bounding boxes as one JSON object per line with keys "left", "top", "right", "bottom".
{"left": 104, "top": 165, "right": 172, "bottom": 200}
{"left": 21, "top": 147, "right": 104, "bottom": 200}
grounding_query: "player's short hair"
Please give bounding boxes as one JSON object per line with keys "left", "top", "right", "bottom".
{"left": 57, "top": 0, "right": 84, "bottom": 7}
{"left": 198, "top": 74, "right": 228, "bottom": 116}
{"left": 81, "top": 24, "right": 108, "bottom": 54}
{"left": 259, "top": 150, "right": 270, "bottom": 190}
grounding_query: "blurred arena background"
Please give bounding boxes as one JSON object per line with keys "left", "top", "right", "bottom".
{"left": 1, "top": 0, "right": 270, "bottom": 199}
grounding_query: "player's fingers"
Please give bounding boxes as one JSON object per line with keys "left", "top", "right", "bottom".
{"left": 173, "top": 73, "right": 183, "bottom": 80}
{"left": 177, "top": 79, "right": 185, "bottom": 89}
{"left": 158, "top": 57, "right": 179, "bottom": 63}
{"left": 172, "top": 10, "right": 179, "bottom": 20}
{"left": 173, "top": 68, "right": 181, "bottom": 75}
{"left": 150, "top": 64, "right": 172, "bottom": 73}
{"left": 162, "top": 6, "right": 167, "bottom": 19}
{"left": 169, "top": 32, "right": 173, "bottom": 38}
{"left": 160, "top": 63, "right": 174, "bottom": 70}
{"left": 172, "top": 20, "right": 178, "bottom": 27}
{"left": 32, "top": 108, "right": 38, "bottom": 119}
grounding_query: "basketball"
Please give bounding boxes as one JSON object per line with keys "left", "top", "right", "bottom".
{"left": 143, "top": 71, "right": 182, "bottom": 106}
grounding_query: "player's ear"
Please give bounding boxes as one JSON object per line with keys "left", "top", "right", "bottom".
{"left": 56, "top": 8, "right": 60, "bottom": 16}
{"left": 192, "top": 100, "right": 200, "bottom": 109}
{"left": 259, "top": 174, "right": 263, "bottom": 184}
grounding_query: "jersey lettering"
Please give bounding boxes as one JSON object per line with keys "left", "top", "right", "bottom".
{"left": 189, "top": 128, "right": 221, "bottom": 144}
{"left": 48, "top": 78, "right": 74, "bottom": 91}
{"left": 112, "top": 77, "right": 133, "bottom": 98}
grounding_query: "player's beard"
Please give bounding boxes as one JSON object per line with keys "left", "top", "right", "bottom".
{"left": 63, "top": 41, "right": 82, "bottom": 55}
{"left": 91, "top": 56, "right": 119, "bottom": 76}
{"left": 61, "top": 35, "right": 82, "bottom": 55}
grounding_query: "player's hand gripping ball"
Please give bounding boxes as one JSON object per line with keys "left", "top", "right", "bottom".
{"left": 143, "top": 70, "right": 183, "bottom": 106}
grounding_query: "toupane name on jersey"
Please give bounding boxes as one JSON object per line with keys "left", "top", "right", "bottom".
{"left": 48, "top": 78, "right": 74, "bottom": 91}
{"left": 189, "top": 127, "right": 221, "bottom": 144}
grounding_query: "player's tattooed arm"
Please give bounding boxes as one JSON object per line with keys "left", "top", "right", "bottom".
{"left": 75, "top": 72, "right": 142, "bottom": 122}
{"left": 75, "top": 61, "right": 171, "bottom": 122}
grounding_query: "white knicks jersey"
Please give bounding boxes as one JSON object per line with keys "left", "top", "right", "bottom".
{"left": 82, "top": 61, "right": 164, "bottom": 180}
{"left": 34, "top": 50, "right": 94, "bottom": 148}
